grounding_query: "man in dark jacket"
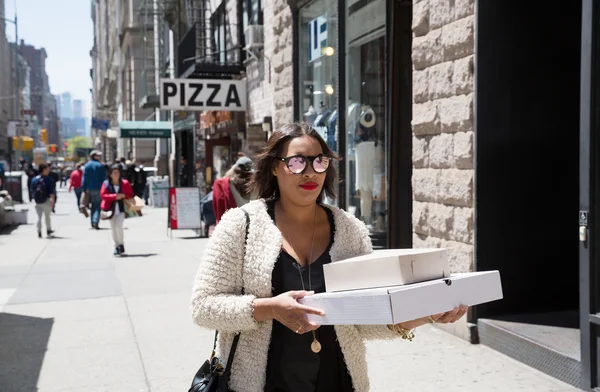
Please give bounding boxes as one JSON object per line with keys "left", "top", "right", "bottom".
{"left": 31, "top": 163, "right": 56, "bottom": 238}
{"left": 82, "top": 151, "right": 107, "bottom": 229}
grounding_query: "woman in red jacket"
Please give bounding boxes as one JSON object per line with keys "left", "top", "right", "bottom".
{"left": 101, "top": 164, "right": 134, "bottom": 256}
{"left": 212, "top": 156, "right": 254, "bottom": 224}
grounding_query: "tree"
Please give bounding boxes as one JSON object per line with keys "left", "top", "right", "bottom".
{"left": 66, "top": 136, "right": 92, "bottom": 156}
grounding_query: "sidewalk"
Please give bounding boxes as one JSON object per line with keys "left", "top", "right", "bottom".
{"left": 0, "top": 188, "right": 580, "bottom": 391}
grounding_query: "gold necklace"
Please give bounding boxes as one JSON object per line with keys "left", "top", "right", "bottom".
{"left": 278, "top": 202, "right": 321, "bottom": 353}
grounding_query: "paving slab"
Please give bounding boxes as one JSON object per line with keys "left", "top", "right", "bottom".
{"left": 2, "top": 296, "right": 129, "bottom": 323}
{"left": 35, "top": 343, "right": 147, "bottom": 391}
{"left": 126, "top": 292, "right": 200, "bottom": 341}
{"left": 8, "top": 268, "right": 121, "bottom": 304}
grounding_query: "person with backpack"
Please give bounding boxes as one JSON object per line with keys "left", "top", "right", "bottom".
{"left": 31, "top": 163, "right": 56, "bottom": 238}
{"left": 26, "top": 164, "right": 39, "bottom": 201}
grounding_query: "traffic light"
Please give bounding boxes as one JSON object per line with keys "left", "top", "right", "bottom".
{"left": 64, "top": 141, "right": 69, "bottom": 148}
{"left": 22, "top": 137, "right": 34, "bottom": 151}
{"left": 47, "top": 144, "right": 57, "bottom": 154}
{"left": 40, "top": 129, "right": 47, "bottom": 144}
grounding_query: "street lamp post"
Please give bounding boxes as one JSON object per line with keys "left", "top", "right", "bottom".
{"left": 1, "top": 13, "right": 19, "bottom": 169}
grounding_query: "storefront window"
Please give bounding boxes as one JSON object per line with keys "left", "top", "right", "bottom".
{"left": 345, "top": 0, "right": 387, "bottom": 247}
{"left": 298, "top": 0, "right": 339, "bottom": 156}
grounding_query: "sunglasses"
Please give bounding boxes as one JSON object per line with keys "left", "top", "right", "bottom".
{"left": 277, "top": 154, "right": 331, "bottom": 174}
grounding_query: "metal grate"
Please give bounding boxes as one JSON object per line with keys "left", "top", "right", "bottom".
{"left": 478, "top": 313, "right": 583, "bottom": 389}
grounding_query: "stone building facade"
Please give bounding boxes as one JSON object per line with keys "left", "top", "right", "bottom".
{"left": 118, "top": 0, "right": 160, "bottom": 165}
{"left": 91, "top": 0, "right": 119, "bottom": 162}
{"left": 411, "top": 0, "right": 475, "bottom": 338}
{"left": 0, "top": 0, "right": 12, "bottom": 162}
{"left": 270, "top": 0, "right": 293, "bottom": 127}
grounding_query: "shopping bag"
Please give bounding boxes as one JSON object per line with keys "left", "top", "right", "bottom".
{"left": 124, "top": 196, "right": 144, "bottom": 212}
{"left": 125, "top": 210, "right": 143, "bottom": 219}
{"left": 79, "top": 191, "right": 90, "bottom": 217}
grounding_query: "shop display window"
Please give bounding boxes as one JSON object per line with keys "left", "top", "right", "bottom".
{"left": 345, "top": 0, "right": 388, "bottom": 247}
{"left": 298, "top": 0, "right": 339, "bottom": 154}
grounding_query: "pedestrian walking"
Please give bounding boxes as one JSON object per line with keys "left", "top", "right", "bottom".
{"left": 69, "top": 163, "right": 84, "bottom": 208}
{"left": 82, "top": 151, "right": 107, "bottom": 230}
{"left": 31, "top": 163, "right": 56, "bottom": 239}
{"left": 26, "top": 164, "right": 39, "bottom": 201}
{"left": 100, "top": 164, "right": 134, "bottom": 256}
{"left": 47, "top": 162, "right": 60, "bottom": 213}
{"left": 190, "top": 123, "right": 468, "bottom": 392}
{"left": 212, "top": 156, "right": 255, "bottom": 224}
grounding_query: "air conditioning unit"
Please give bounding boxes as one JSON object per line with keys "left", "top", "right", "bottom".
{"left": 245, "top": 25, "right": 264, "bottom": 49}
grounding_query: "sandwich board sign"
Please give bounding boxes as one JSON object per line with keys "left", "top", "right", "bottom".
{"left": 160, "top": 78, "right": 247, "bottom": 112}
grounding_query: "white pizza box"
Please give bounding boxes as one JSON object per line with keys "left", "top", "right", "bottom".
{"left": 299, "top": 271, "right": 503, "bottom": 325}
{"left": 323, "top": 248, "right": 450, "bottom": 292}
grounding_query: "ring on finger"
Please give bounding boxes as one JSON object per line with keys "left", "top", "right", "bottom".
{"left": 427, "top": 316, "right": 436, "bottom": 324}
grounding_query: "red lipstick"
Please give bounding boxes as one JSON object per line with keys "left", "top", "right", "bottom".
{"left": 300, "top": 182, "right": 318, "bottom": 191}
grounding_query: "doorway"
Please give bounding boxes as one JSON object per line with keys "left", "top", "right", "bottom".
{"left": 205, "top": 138, "right": 242, "bottom": 186}
{"left": 474, "top": 0, "right": 583, "bottom": 388}
{"left": 175, "top": 130, "right": 195, "bottom": 187}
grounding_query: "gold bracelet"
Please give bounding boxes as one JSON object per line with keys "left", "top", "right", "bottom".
{"left": 388, "top": 324, "right": 416, "bottom": 341}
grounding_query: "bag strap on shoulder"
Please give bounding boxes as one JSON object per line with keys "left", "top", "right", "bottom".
{"left": 212, "top": 208, "right": 250, "bottom": 377}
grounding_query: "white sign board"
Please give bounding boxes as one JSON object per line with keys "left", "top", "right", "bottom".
{"left": 169, "top": 187, "right": 202, "bottom": 230}
{"left": 160, "top": 78, "right": 247, "bottom": 112}
{"left": 149, "top": 178, "right": 169, "bottom": 208}
{"left": 7, "top": 121, "right": 16, "bottom": 137}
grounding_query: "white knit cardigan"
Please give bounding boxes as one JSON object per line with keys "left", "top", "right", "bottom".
{"left": 191, "top": 199, "right": 399, "bottom": 392}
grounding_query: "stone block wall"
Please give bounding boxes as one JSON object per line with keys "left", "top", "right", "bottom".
{"left": 411, "top": 0, "right": 475, "bottom": 340}
{"left": 245, "top": 0, "right": 275, "bottom": 125}
{"left": 243, "top": 0, "right": 293, "bottom": 131}
{"left": 411, "top": 0, "right": 475, "bottom": 274}
{"left": 271, "top": 0, "right": 294, "bottom": 128}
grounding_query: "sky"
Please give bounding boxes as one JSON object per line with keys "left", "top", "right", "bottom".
{"left": 5, "top": 0, "right": 93, "bottom": 118}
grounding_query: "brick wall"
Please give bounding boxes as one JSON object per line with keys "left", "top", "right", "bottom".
{"left": 411, "top": 0, "right": 475, "bottom": 339}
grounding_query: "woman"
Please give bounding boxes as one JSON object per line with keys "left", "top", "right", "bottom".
{"left": 191, "top": 123, "right": 467, "bottom": 392}
{"left": 212, "top": 156, "right": 254, "bottom": 224}
{"left": 69, "top": 163, "right": 83, "bottom": 207}
{"left": 100, "top": 164, "right": 134, "bottom": 256}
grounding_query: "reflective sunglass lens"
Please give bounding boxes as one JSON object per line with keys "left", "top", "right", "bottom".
{"left": 313, "top": 156, "right": 330, "bottom": 173}
{"left": 287, "top": 157, "right": 306, "bottom": 174}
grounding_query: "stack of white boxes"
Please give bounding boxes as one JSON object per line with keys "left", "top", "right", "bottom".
{"left": 300, "top": 249, "right": 503, "bottom": 325}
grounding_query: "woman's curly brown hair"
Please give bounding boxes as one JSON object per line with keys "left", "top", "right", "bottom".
{"left": 249, "top": 123, "right": 341, "bottom": 201}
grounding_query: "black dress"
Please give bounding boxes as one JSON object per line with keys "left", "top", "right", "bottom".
{"left": 264, "top": 201, "right": 354, "bottom": 392}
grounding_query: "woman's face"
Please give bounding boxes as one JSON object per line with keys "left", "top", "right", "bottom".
{"left": 110, "top": 169, "right": 121, "bottom": 183}
{"left": 274, "top": 136, "right": 327, "bottom": 206}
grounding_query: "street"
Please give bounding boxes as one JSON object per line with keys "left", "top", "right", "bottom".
{"left": 0, "top": 187, "right": 581, "bottom": 392}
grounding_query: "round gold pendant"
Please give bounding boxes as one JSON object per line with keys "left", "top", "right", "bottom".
{"left": 311, "top": 340, "right": 322, "bottom": 353}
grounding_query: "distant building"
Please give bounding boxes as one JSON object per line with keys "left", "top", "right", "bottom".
{"left": 19, "top": 41, "right": 49, "bottom": 129}
{"left": 73, "top": 99, "right": 84, "bottom": 118}
{"left": 58, "top": 92, "right": 73, "bottom": 119}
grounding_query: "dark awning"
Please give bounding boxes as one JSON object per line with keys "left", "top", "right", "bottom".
{"left": 119, "top": 121, "right": 172, "bottom": 138}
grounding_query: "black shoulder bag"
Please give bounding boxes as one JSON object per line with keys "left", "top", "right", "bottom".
{"left": 188, "top": 209, "right": 250, "bottom": 392}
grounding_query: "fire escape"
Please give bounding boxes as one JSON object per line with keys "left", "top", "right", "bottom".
{"left": 137, "top": 0, "right": 245, "bottom": 111}
{"left": 177, "top": 0, "right": 244, "bottom": 79}
{"left": 137, "top": 0, "right": 174, "bottom": 110}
